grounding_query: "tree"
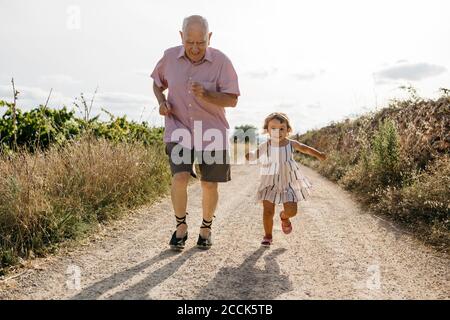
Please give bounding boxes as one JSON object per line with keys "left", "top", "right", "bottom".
{"left": 231, "top": 124, "right": 258, "bottom": 144}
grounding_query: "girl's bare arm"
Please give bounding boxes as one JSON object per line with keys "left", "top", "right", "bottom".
{"left": 245, "top": 142, "right": 267, "bottom": 161}
{"left": 291, "top": 140, "right": 326, "bottom": 161}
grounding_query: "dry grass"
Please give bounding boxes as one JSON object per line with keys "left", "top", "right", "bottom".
{"left": 370, "top": 155, "right": 450, "bottom": 249}
{"left": 295, "top": 96, "right": 449, "bottom": 249}
{"left": 0, "top": 135, "right": 170, "bottom": 270}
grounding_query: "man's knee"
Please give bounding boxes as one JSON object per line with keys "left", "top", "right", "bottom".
{"left": 172, "top": 172, "right": 190, "bottom": 185}
{"left": 201, "top": 181, "right": 218, "bottom": 191}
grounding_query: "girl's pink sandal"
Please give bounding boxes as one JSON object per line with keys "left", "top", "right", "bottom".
{"left": 280, "top": 211, "right": 292, "bottom": 234}
{"left": 261, "top": 236, "right": 273, "bottom": 246}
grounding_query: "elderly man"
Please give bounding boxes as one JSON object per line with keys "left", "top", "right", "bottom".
{"left": 151, "top": 15, "right": 240, "bottom": 250}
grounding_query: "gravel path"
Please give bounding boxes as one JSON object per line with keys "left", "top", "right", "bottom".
{"left": 0, "top": 164, "right": 448, "bottom": 299}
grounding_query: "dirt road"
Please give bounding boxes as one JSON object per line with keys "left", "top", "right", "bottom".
{"left": 0, "top": 164, "right": 448, "bottom": 299}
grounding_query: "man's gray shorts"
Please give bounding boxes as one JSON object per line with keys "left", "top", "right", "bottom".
{"left": 165, "top": 142, "right": 231, "bottom": 182}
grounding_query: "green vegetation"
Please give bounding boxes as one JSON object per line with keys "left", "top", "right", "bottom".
{"left": 0, "top": 91, "right": 169, "bottom": 273}
{"left": 295, "top": 91, "right": 449, "bottom": 249}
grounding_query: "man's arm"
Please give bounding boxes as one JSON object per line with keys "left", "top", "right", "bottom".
{"left": 191, "top": 82, "right": 238, "bottom": 108}
{"left": 203, "top": 91, "right": 238, "bottom": 108}
{"left": 153, "top": 81, "right": 171, "bottom": 116}
{"left": 153, "top": 81, "right": 167, "bottom": 105}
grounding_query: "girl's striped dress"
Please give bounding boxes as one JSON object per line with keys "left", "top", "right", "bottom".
{"left": 256, "top": 139, "right": 313, "bottom": 204}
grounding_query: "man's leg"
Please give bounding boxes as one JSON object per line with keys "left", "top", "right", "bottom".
{"left": 197, "top": 149, "right": 230, "bottom": 245}
{"left": 171, "top": 172, "right": 190, "bottom": 238}
{"left": 200, "top": 181, "right": 218, "bottom": 238}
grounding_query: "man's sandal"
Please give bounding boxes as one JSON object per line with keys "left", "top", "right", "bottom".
{"left": 169, "top": 213, "right": 188, "bottom": 250}
{"left": 280, "top": 211, "right": 293, "bottom": 234}
{"left": 196, "top": 218, "right": 213, "bottom": 250}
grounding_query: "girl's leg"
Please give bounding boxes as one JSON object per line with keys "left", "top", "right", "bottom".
{"left": 280, "top": 202, "right": 297, "bottom": 234}
{"left": 281, "top": 202, "right": 298, "bottom": 219}
{"left": 263, "top": 200, "right": 276, "bottom": 237}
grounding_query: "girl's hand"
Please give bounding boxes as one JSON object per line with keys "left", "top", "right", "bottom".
{"left": 318, "top": 152, "right": 327, "bottom": 161}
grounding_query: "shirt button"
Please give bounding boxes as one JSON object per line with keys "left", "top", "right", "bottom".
{"left": 189, "top": 104, "right": 192, "bottom": 107}
{"left": 188, "top": 91, "right": 191, "bottom": 94}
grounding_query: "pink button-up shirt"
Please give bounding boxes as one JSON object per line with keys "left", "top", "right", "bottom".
{"left": 151, "top": 45, "right": 240, "bottom": 151}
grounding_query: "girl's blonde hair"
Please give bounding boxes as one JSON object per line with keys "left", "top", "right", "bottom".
{"left": 263, "top": 112, "right": 293, "bottom": 133}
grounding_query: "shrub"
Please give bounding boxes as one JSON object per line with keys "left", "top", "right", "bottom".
{"left": 0, "top": 136, "right": 170, "bottom": 270}
{"left": 295, "top": 92, "right": 449, "bottom": 248}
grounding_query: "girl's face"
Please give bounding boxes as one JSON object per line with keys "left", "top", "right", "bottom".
{"left": 267, "top": 118, "right": 289, "bottom": 143}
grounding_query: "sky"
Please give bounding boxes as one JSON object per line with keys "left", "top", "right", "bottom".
{"left": 1, "top": 0, "right": 449, "bottom": 134}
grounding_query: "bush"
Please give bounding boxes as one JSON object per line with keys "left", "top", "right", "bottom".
{"left": 0, "top": 101, "right": 164, "bottom": 153}
{"left": 371, "top": 119, "right": 402, "bottom": 187}
{"left": 371, "top": 156, "right": 450, "bottom": 247}
{"left": 295, "top": 92, "right": 449, "bottom": 248}
{"left": 0, "top": 94, "right": 170, "bottom": 272}
{"left": 0, "top": 136, "right": 171, "bottom": 270}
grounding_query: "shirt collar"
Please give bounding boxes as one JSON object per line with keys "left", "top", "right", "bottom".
{"left": 177, "top": 46, "right": 213, "bottom": 63}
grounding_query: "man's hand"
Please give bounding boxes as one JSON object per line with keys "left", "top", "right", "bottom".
{"left": 159, "top": 100, "right": 171, "bottom": 116}
{"left": 190, "top": 82, "right": 208, "bottom": 99}
{"left": 190, "top": 81, "right": 237, "bottom": 108}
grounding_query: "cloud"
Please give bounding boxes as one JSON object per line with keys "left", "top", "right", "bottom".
{"left": 0, "top": 85, "right": 77, "bottom": 117}
{"left": 374, "top": 62, "right": 447, "bottom": 82}
{"left": 74, "top": 91, "right": 155, "bottom": 123}
{"left": 0, "top": 74, "right": 11, "bottom": 83}
{"left": 306, "top": 103, "right": 321, "bottom": 109}
{"left": 0, "top": 85, "right": 13, "bottom": 98}
{"left": 292, "top": 69, "right": 325, "bottom": 81}
{"left": 38, "top": 74, "right": 81, "bottom": 85}
{"left": 134, "top": 69, "right": 151, "bottom": 77}
{"left": 0, "top": 84, "right": 71, "bottom": 106}
{"left": 276, "top": 102, "right": 296, "bottom": 110}
{"left": 95, "top": 92, "right": 152, "bottom": 105}
{"left": 0, "top": 85, "right": 155, "bottom": 123}
{"left": 274, "top": 102, "right": 321, "bottom": 111}
{"left": 292, "top": 72, "right": 316, "bottom": 81}
{"left": 245, "top": 68, "right": 278, "bottom": 79}
{"left": 373, "top": 78, "right": 394, "bottom": 85}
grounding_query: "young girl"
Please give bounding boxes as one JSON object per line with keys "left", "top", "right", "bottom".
{"left": 245, "top": 112, "right": 327, "bottom": 246}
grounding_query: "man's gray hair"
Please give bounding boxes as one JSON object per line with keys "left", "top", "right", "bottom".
{"left": 182, "top": 15, "right": 209, "bottom": 34}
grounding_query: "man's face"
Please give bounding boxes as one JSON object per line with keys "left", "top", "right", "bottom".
{"left": 180, "top": 23, "right": 212, "bottom": 63}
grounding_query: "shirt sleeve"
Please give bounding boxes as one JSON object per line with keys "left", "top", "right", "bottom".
{"left": 218, "top": 57, "right": 240, "bottom": 96}
{"left": 150, "top": 52, "right": 168, "bottom": 90}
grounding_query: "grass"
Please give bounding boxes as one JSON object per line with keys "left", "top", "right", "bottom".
{"left": 0, "top": 134, "right": 171, "bottom": 272}
{"left": 295, "top": 94, "right": 449, "bottom": 250}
